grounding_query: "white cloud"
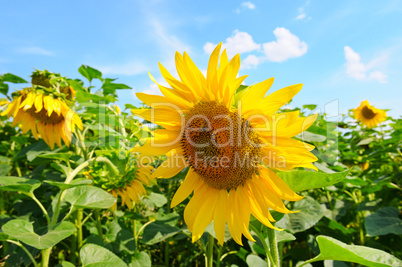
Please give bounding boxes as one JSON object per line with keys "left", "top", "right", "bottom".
{"left": 96, "top": 61, "right": 148, "bottom": 76}
{"left": 242, "top": 55, "right": 260, "bottom": 69}
{"left": 149, "top": 17, "right": 190, "bottom": 54}
{"left": 368, "top": 71, "right": 387, "bottom": 83}
{"left": 140, "top": 77, "right": 170, "bottom": 96}
{"left": 344, "top": 46, "right": 387, "bottom": 83}
{"left": 235, "top": 1, "right": 256, "bottom": 13}
{"left": 263, "top": 27, "right": 308, "bottom": 62}
{"left": 241, "top": 2, "right": 255, "bottom": 10}
{"left": 16, "top": 46, "right": 54, "bottom": 56}
{"left": 296, "top": 13, "right": 306, "bottom": 20}
{"left": 203, "top": 30, "right": 261, "bottom": 58}
{"left": 204, "top": 28, "right": 307, "bottom": 69}
{"left": 142, "top": 83, "right": 163, "bottom": 95}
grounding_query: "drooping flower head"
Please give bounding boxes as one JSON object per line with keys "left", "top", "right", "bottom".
{"left": 1, "top": 70, "right": 82, "bottom": 149}
{"left": 353, "top": 100, "right": 386, "bottom": 128}
{"left": 133, "top": 43, "right": 318, "bottom": 245}
{"left": 87, "top": 152, "right": 154, "bottom": 210}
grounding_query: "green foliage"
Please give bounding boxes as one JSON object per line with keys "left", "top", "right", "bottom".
{"left": 2, "top": 220, "right": 75, "bottom": 249}
{"left": 1, "top": 67, "right": 401, "bottom": 266}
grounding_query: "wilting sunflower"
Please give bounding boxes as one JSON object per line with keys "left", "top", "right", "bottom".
{"left": 353, "top": 100, "right": 386, "bottom": 128}
{"left": 133, "top": 43, "right": 318, "bottom": 245}
{"left": 1, "top": 70, "right": 82, "bottom": 149}
{"left": 88, "top": 152, "right": 154, "bottom": 210}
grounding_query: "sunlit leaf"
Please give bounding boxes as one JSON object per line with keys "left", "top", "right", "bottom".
{"left": 246, "top": 255, "right": 267, "bottom": 267}
{"left": 2, "top": 220, "right": 75, "bottom": 249}
{"left": 129, "top": 251, "right": 151, "bottom": 267}
{"left": 278, "top": 171, "right": 348, "bottom": 192}
{"left": 64, "top": 186, "right": 116, "bottom": 210}
{"left": 0, "top": 176, "right": 41, "bottom": 195}
{"left": 80, "top": 244, "right": 127, "bottom": 267}
{"left": 78, "top": 65, "right": 102, "bottom": 83}
{"left": 276, "top": 196, "right": 325, "bottom": 233}
{"left": 44, "top": 178, "right": 92, "bottom": 190}
{"left": 297, "top": 236, "right": 402, "bottom": 267}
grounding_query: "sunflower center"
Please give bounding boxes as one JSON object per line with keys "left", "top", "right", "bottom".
{"left": 25, "top": 98, "right": 64, "bottom": 124}
{"left": 180, "top": 101, "right": 261, "bottom": 190}
{"left": 361, "top": 106, "right": 376, "bottom": 119}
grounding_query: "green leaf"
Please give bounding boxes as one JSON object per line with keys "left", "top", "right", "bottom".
{"left": 80, "top": 243, "right": 127, "bottom": 267}
{"left": 277, "top": 171, "right": 348, "bottom": 192}
{"left": 44, "top": 178, "right": 92, "bottom": 190}
{"left": 276, "top": 196, "right": 325, "bottom": 233}
{"left": 102, "top": 82, "right": 131, "bottom": 95}
{"left": 78, "top": 65, "right": 102, "bottom": 83}
{"left": 365, "top": 207, "right": 402, "bottom": 236}
{"left": 0, "top": 176, "right": 41, "bottom": 195}
{"left": 142, "top": 222, "right": 181, "bottom": 245}
{"left": 357, "top": 138, "right": 374, "bottom": 146}
{"left": 2, "top": 73, "right": 28, "bottom": 83}
{"left": 276, "top": 230, "right": 296, "bottom": 243}
{"left": 37, "top": 152, "right": 72, "bottom": 163}
{"left": 50, "top": 163, "right": 69, "bottom": 176}
{"left": 0, "top": 232, "right": 9, "bottom": 241}
{"left": 303, "top": 104, "right": 317, "bottom": 110}
{"left": 0, "top": 164, "right": 12, "bottom": 176}
{"left": 204, "top": 222, "right": 232, "bottom": 243}
{"left": 146, "top": 192, "right": 167, "bottom": 208}
{"left": 64, "top": 186, "right": 116, "bottom": 210}
{"left": 129, "top": 251, "right": 151, "bottom": 267}
{"left": 246, "top": 255, "right": 267, "bottom": 267}
{"left": 297, "top": 236, "right": 402, "bottom": 267}
{"left": 2, "top": 220, "right": 75, "bottom": 249}
{"left": 56, "top": 261, "right": 76, "bottom": 267}
{"left": 0, "top": 83, "right": 9, "bottom": 95}
{"left": 296, "top": 131, "right": 326, "bottom": 142}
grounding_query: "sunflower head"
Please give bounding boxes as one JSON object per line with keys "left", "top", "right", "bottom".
{"left": 353, "top": 100, "right": 386, "bottom": 128}
{"left": 31, "top": 69, "right": 76, "bottom": 100}
{"left": 88, "top": 151, "right": 154, "bottom": 210}
{"left": 1, "top": 70, "right": 83, "bottom": 149}
{"left": 133, "top": 43, "right": 318, "bottom": 245}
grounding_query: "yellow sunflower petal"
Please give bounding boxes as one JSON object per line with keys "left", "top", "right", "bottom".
{"left": 213, "top": 189, "right": 228, "bottom": 245}
{"left": 171, "top": 168, "right": 201, "bottom": 208}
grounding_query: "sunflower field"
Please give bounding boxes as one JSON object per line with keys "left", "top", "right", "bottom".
{"left": 0, "top": 46, "right": 401, "bottom": 267}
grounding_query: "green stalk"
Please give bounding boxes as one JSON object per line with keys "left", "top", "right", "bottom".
{"left": 267, "top": 228, "right": 280, "bottom": 267}
{"left": 51, "top": 156, "right": 118, "bottom": 226}
{"left": 250, "top": 224, "right": 277, "bottom": 267}
{"left": 7, "top": 240, "right": 38, "bottom": 267}
{"left": 76, "top": 209, "right": 83, "bottom": 251}
{"left": 206, "top": 234, "right": 214, "bottom": 267}
{"left": 95, "top": 210, "right": 103, "bottom": 240}
{"left": 133, "top": 219, "right": 138, "bottom": 250}
{"left": 41, "top": 248, "right": 51, "bottom": 267}
{"left": 216, "top": 245, "right": 223, "bottom": 267}
{"left": 31, "top": 194, "right": 51, "bottom": 225}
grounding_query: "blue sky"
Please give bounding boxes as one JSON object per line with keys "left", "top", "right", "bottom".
{"left": 1, "top": 0, "right": 402, "bottom": 117}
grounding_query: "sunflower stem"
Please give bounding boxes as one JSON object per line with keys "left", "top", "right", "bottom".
{"left": 250, "top": 224, "right": 276, "bottom": 267}
{"left": 206, "top": 233, "right": 214, "bottom": 267}
{"left": 267, "top": 228, "right": 280, "bottom": 267}
{"left": 95, "top": 210, "right": 103, "bottom": 240}
{"left": 7, "top": 240, "right": 38, "bottom": 267}
{"left": 41, "top": 247, "right": 51, "bottom": 267}
{"left": 30, "top": 193, "right": 51, "bottom": 226}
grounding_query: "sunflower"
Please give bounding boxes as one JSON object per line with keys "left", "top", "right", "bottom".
{"left": 132, "top": 43, "right": 318, "bottom": 245}
{"left": 1, "top": 70, "right": 82, "bottom": 149}
{"left": 353, "top": 100, "right": 386, "bottom": 128}
{"left": 88, "top": 152, "right": 154, "bottom": 210}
